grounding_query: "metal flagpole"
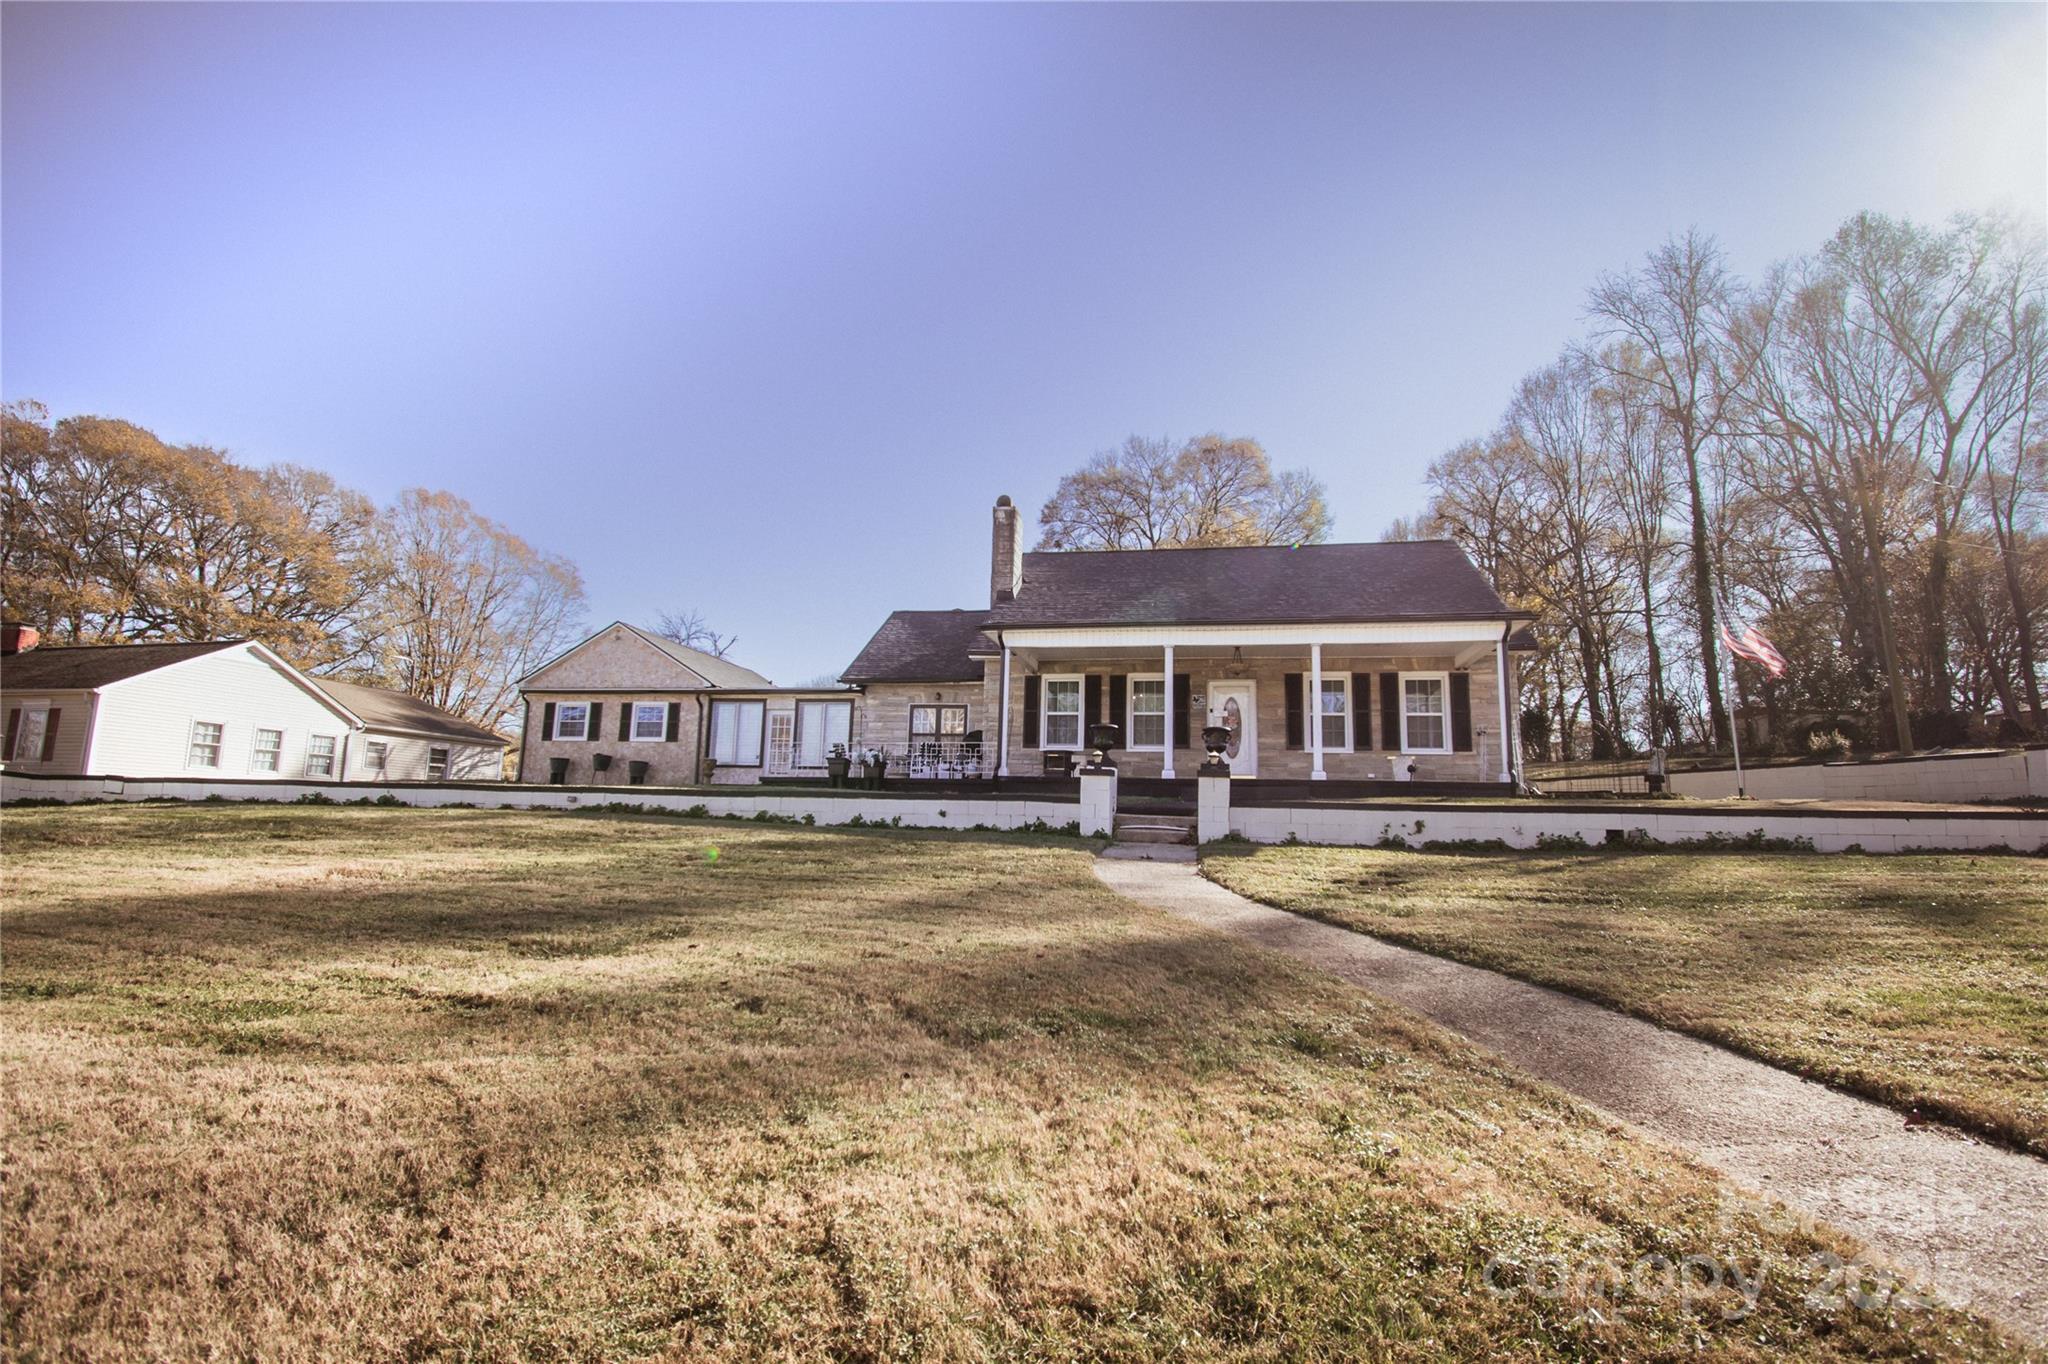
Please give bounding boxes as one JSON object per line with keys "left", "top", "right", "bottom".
{"left": 1713, "top": 589, "right": 1748, "bottom": 799}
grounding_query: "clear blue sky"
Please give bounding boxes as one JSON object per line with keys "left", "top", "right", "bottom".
{"left": 4, "top": 3, "right": 2042, "bottom": 684}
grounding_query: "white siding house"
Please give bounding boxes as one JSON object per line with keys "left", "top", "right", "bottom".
{"left": 0, "top": 639, "right": 505, "bottom": 783}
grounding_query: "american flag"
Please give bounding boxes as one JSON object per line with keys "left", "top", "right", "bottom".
{"left": 1720, "top": 614, "right": 1788, "bottom": 679}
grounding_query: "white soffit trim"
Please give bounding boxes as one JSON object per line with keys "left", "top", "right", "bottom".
{"left": 998, "top": 621, "right": 1515, "bottom": 649}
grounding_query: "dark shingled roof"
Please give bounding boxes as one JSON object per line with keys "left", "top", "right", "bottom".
{"left": 315, "top": 678, "right": 507, "bottom": 746}
{"left": 0, "top": 640, "right": 242, "bottom": 691}
{"left": 841, "top": 610, "right": 992, "bottom": 684}
{"left": 982, "top": 540, "right": 1523, "bottom": 629}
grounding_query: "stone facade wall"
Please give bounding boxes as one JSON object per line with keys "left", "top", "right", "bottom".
{"left": 855, "top": 681, "right": 987, "bottom": 762}
{"left": 520, "top": 693, "right": 709, "bottom": 789}
{"left": 989, "top": 652, "right": 1512, "bottom": 782}
{"left": 521, "top": 625, "right": 709, "bottom": 692}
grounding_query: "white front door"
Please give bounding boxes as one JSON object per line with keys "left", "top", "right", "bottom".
{"left": 1207, "top": 681, "right": 1257, "bottom": 777}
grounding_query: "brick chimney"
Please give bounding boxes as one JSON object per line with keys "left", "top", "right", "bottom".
{"left": 990, "top": 496, "right": 1023, "bottom": 606}
{"left": 1, "top": 623, "right": 40, "bottom": 656}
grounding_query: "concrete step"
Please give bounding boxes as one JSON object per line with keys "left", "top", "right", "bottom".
{"left": 1113, "top": 813, "right": 1195, "bottom": 846}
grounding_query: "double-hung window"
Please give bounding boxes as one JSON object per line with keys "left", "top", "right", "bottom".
{"left": 1128, "top": 677, "right": 1166, "bottom": 749}
{"left": 1401, "top": 675, "right": 1450, "bottom": 753}
{"left": 1041, "top": 676, "right": 1083, "bottom": 749}
{"left": 630, "top": 701, "right": 668, "bottom": 742}
{"left": 427, "top": 747, "right": 449, "bottom": 780}
{"left": 307, "top": 734, "right": 338, "bottom": 777}
{"left": 188, "top": 720, "right": 224, "bottom": 769}
{"left": 366, "top": 740, "right": 389, "bottom": 772}
{"left": 1318, "top": 677, "right": 1351, "bottom": 752}
{"left": 14, "top": 706, "right": 50, "bottom": 763}
{"left": 252, "top": 728, "right": 284, "bottom": 773}
{"left": 553, "top": 703, "right": 590, "bottom": 741}
{"left": 709, "top": 700, "right": 764, "bottom": 766}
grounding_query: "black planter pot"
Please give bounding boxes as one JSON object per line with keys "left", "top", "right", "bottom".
{"left": 591, "top": 752, "right": 612, "bottom": 773}
{"left": 826, "top": 756, "right": 851, "bottom": 788}
{"left": 628, "top": 760, "right": 650, "bottom": 786}
{"left": 548, "top": 757, "right": 569, "bottom": 785}
{"left": 862, "top": 760, "right": 885, "bottom": 790}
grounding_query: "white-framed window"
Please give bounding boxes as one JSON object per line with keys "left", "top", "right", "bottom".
{"left": 1318, "top": 676, "right": 1352, "bottom": 752}
{"left": 1401, "top": 673, "right": 1450, "bottom": 753}
{"left": 365, "top": 740, "right": 389, "bottom": 772}
{"left": 796, "top": 700, "right": 854, "bottom": 767}
{"left": 1127, "top": 675, "right": 1167, "bottom": 749}
{"left": 630, "top": 701, "right": 668, "bottom": 742}
{"left": 251, "top": 728, "right": 284, "bottom": 773}
{"left": 709, "top": 700, "right": 764, "bottom": 766}
{"left": 1040, "top": 675, "right": 1084, "bottom": 749}
{"left": 553, "top": 702, "right": 590, "bottom": 741}
{"left": 13, "top": 706, "right": 50, "bottom": 763}
{"left": 307, "top": 734, "right": 338, "bottom": 778}
{"left": 188, "top": 720, "right": 224, "bottom": 768}
{"left": 427, "top": 747, "right": 449, "bottom": 780}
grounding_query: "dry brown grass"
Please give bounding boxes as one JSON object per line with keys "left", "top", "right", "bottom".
{"left": 1, "top": 805, "right": 2033, "bottom": 1361}
{"left": 1203, "top": 844, "right": 2048, "bottom": 1157}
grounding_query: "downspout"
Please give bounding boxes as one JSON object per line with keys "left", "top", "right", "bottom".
{"left": 693, "top": 693, "right": 709, "bottom": 786}
{"left": 1498, "top": 620, "right": 1519, "bottom": 789}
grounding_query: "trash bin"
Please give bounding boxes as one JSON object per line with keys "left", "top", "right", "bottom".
{"left": 628, "top": 760, "right": 649, "bottom": 786}
{"left": 548, "top": 757, "right": 569, "bottom": 785}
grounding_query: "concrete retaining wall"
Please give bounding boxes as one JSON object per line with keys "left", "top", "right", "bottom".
{"left": 1670, "top": 748, "right": 2048, "bottom": 803}
{"left": 1230, "top": 802, "right": 2048, "bottom": 854}
{"left": 0, "top": 772, "right": 1083, "bottom": 834}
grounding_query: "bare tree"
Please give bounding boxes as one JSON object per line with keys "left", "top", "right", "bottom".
{"left": 1037, "top": 434, "right": 1330, "bottom": 549}
{"left": 1588, "top": 231, "right": 1741, "bottom": 750}
{"left": 655, "top": 608, "right": 737, "bottom": 658}
{"left": 373, "top": 489, "right": 586, "bottom": 731}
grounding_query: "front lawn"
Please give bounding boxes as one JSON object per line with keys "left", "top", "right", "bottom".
{"left": 1203, "top": 845, "right": 2048, "bottom": 1156}
{"left": 1, "top": 806, "right": 2029, "bottom": 1360}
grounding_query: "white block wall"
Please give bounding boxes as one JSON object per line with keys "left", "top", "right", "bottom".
{"left": 1669, "top": 749, "right": 2048, "bottom": 803}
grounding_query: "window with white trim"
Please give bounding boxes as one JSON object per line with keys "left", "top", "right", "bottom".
{"left": 307, "top": 734, "right": 338, "bottom": 777}
{"left": 1041, "top": 676, "right": 1083, "bottom": 749}
{"left": 252, "top": 728, "right": 284, "bottom": 773}
{"left": 188, "top": 720, "right": 223, "bottom": 768}
{"left": 630, "top": 701, "right": 667, "bottom": 742}
{"left": 909, "top": 705, "right": 966, "bottom": 742}
{"left": 1401, "top": 674, "right": 1449, "bottom": 753}
{"left": 796, "top": 700, "right": 853, "bottom": 767}
{"left": 14, "top": 706, "right": 50, "bottom": 763}
{"left": 553, "top": 702, "right": 590, "bottom": 741}
{"left": 709, "top": 700, "right": 764, "bottom": 766}
{"left": 1318, "top": 676, "right": 1351, "bottom": 752}
{"left": 427, "top": 747, "right": 449, "bottom": 780}
{"left": 366, "top": 740, "right": 389, "bottom": 772}
{"left": 1128, "top": 676, "right": 1166, "bottom": 749}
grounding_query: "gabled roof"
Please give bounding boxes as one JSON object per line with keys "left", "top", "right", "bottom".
{"left": 0, "top": 639, "right": 243, "bottom": 691}
{"left": 841, "top": 610, "right": 991, "bottom": 684}
{"left": 982, "top": 540, "right": 1526, "bottom": 630}
{"left": 313, "top": 678, "right": 507, "bottom": 746}
{"left": 517, "top": 621, "right": 773, "bottom": 690}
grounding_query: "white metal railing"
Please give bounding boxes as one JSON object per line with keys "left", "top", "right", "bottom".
{"left": 762, "top": 739, "right": 990, "bottom": 780}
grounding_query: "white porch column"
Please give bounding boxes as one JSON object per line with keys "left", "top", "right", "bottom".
{"left": 997, "top": 645, "right": 1012, "bottom": 778}
{"left": 1309, "top": 643, "right": 1327, "bottom": 780}
{"left": 1495, "top": 638, "right": 1513, "bottom": 784}
{"left": 1160, "top": 642, "right": 1176, "bottom": 779}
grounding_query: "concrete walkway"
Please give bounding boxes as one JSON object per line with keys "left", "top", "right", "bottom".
{"left": 1094, "top": 848, "right": 2048, "bottom": 1341}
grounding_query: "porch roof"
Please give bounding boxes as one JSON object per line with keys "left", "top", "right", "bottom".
{"left": 982, "top": 540, "right": 1530, "bottom": 630}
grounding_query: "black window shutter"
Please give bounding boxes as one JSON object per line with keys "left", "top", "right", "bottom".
{"left": 3, "top": 707, "right": 19, "bottom": 761}
{"left": 1353, "top": 674, "right": 1371, "bottom": 748}
{"left": 1450, "top": 673, "right": 1474, "bottom": 752}
{"left": 1172, "top": 674, "right": 1191, "bottom": 749}
{"left": 586, "top": 702, "right": 603, "bottom": 741}
{"left": 542, "top": 702, "right": 556, "bottom": 741}
{"left": 666, "top": 701, "right": 681, "bottom": 742}
{"left": 41, "top": 708, "right": 61, "bottom": 761}
{"left": 618, "top": 702, "right": 632, "bottom": 740}
{"left": 1109, "top": 675, "right": 1127, "bottom": 737}
{"left": 1379, "top": 673, "right": 1401, "bottom": 751}
{"left": 1283, "top": 673, "right": 1303, "bottom": 749}
{"left": 1084, "top": 674, "right": 1103, "bottom": 731}
{"left": 1023, "top": 674, "right": 1041, "bottom": 748}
